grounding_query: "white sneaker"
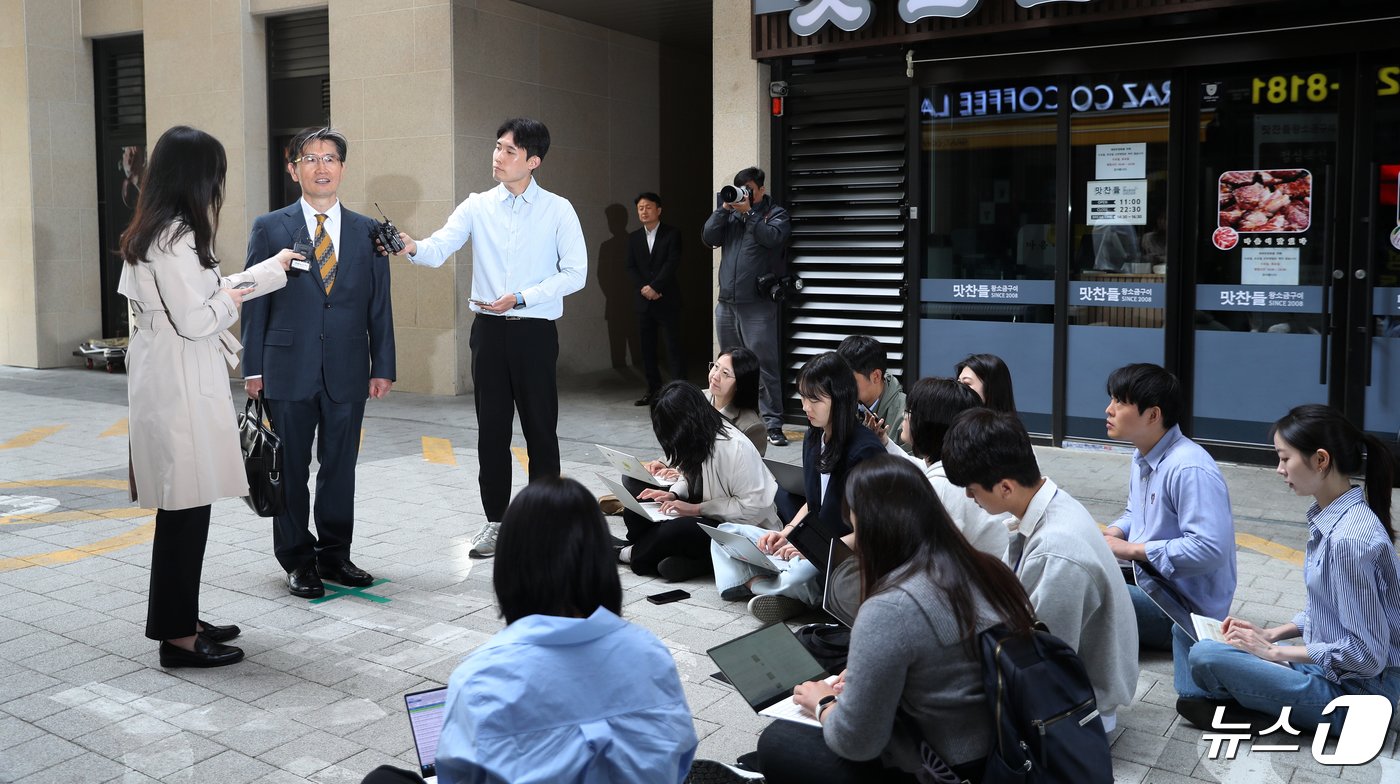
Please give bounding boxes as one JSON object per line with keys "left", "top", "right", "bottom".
{"left": 469, "top": 521, "right": 501, "bottom": 558}
{"left": 747, "top": 594, "right": 806, "bottom": 623}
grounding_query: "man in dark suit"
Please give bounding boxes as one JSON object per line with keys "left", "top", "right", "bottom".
{"left": 625, "top": 192, "right": 684, "bottom": 406}
{"left": 241, "top": 127, "right": 396, "bottom": 598}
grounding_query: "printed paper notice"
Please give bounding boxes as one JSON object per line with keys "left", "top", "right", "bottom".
{"left": 1241, "top": 247, "right": 1300, "bottom": 285}
{"left": 1191, "top": 613, "right": 1289, "bottom": 667}
{"left": 1086, "top": 180, "right": 1147, "bottom": 226}
{"left": 1096, "top": 143, "right": 1147, "bottom": 179}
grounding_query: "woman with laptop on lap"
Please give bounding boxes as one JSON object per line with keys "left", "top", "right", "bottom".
{"left": 751, "top": 456, "right": 1036, "bottom": 783}
{"left": 710, "top": 352, "right": 884, "bottom": 622}
{"left": 618, "top": 381, "right": 780, "bottom": 581}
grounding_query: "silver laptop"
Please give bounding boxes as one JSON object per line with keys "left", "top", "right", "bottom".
{"left": 596, "top": 474, "right": 679, "bottom": 522}
{"left": 706, "top": 622, "right": 829, "bottom": 726}
{"left": 403, "top": 686, "right": 447, "bottom": 783}
{"left": 763, "top": 458, "right": 805, "bottom": 496}
{"left": 597, "top": 444, "right": 675, "bottom": 488}
{"left": 822, "top": 538, "right": 857, "bottom": 627}
{"left": 697, "top": 522, "right": 789, "bottom": 572}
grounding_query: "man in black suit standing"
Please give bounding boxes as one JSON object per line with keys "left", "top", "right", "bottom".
{"left": 625, "top": 192, "right": 684, "bottom": 406}
{"left": 241, "top": 127, "right": 396, "bottom": 598}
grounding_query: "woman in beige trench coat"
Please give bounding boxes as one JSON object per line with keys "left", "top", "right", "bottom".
{"left": 118, "top": 126, "right": 303, "bottom": 669}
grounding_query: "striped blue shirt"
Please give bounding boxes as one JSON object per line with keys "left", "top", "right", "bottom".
{"left": 1295, "top": 486, "right": 1400, "bottom": 683}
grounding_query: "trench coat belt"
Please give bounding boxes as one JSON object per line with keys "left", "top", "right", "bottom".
{"left": 132, "top": 310, "right": 242, "bottom": 370}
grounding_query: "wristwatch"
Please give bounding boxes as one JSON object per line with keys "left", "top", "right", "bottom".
{"left": 816, "top": 695, "right": 838, "bottom": 722}
{"left": 512, "top": 291, "right": 526, "bottom": 310}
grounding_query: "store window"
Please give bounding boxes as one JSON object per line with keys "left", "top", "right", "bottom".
{"left": 1065, "top": 73, "right": 1171, "bottom": 438}
{"left": 1189, "top": 63, "right": 1339, "bottom": 443}
{"left": 918, "top": 79, "right": 1058, "bottom": 433}
{"left": 1365, "top": 58, "right": 1400, "bottom": 442}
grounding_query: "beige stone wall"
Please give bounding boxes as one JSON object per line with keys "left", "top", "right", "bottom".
{"left": 81, "top": 0, "right": 142, "bottom": 37}
{"left": 433, "top": 0, "right": 663, "bottom": 390}
{"left": 711, "top": 0, "right": 771, "bottom": 356}
{"left": 0, "top": 0, "right": 103, "bottom": 368}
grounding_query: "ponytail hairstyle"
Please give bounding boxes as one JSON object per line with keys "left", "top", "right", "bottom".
{"left": 1270, "top": 404, "right": 1395, "bottom": 541}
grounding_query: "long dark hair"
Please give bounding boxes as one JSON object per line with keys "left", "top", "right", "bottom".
{"left": 956, "top": 353, "right": 1018, "bottom": 415}
{"left": 846, "top": 457, "right": 1035, "bottom": 649}
{"left": 1270, "top": 404, "right": 1395, "bottom": 540}
{"left": 652, "top": 381, "right": 728, "bottom": 478}
{"left": 797, "top": 352, "right": 858, "bottom": 474}
{"left": 493, "top": 479, "right": 623, "bottom": 624}
{"left": 905, "top": 377, "right": 983, "bottom": 462}
{"left": 120, "top": 126, "right": 226, "bottom": 269}
{"left": 723, "top": 346, "right": 761, "bottom": 414}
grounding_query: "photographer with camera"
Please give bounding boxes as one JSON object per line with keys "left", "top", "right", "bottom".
{"left": 703, "top": 166, "right": 792, "bottom": 447}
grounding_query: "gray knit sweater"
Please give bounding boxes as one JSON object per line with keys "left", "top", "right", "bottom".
{"left": 822, "top": 566, "right": 998, "bottom": 770}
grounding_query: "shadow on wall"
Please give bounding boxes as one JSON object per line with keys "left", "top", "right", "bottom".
{"left": 597, "top": 203, "right": 638, "bottom": 370}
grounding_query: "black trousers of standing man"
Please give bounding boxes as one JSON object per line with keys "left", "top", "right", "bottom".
{"left": 471, "top": 315, "right": 561, "bottom": 522}
{"left": 638, "top": 305, "right": 685, "bottom": 392}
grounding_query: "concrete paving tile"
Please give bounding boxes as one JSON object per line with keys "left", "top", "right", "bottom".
{"left": 0, "top": 712, "right": 46, "bottom": 751}
{"left": 2, "top": 730, "right": 87, "bottom": 780}
{"left": 256, "top": 729, "right": 364, "bottom": 777}
{"left": 183, "top": 748, "right": 278, "bottom": 784}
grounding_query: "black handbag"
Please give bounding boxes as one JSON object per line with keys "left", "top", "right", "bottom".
{"left": 238, "top": 394, "right": 285, "bottom": 517}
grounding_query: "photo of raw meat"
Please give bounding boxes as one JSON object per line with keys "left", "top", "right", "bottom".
{"left": 1217, "top": 169, "right": 1311, "bottom": 233}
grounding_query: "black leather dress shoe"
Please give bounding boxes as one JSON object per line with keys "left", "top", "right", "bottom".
{"left": 196, "top": 619, "right": 240, "bottom": 643}
{"left": 318, "top": 558, "right": 373, "bottom": 587}
{"left": 159, "top": 635, "right": 244, "bottom": 668}
{"left": 287, "top": 563, "right": 325, "bottom": 598}
{"left": 635, "top": 390, "right": 657, "bottom": 407}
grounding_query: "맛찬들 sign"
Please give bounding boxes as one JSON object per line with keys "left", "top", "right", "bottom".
{"left": 1086, "top": 180, "right": 1147, "bottom": 226}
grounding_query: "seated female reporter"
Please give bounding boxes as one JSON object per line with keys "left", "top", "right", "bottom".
{"left": 619, "top": 381, "right": 779, "bottom": 581}
{"left": 436, "top": 479, "right": 698, "bottom": 783}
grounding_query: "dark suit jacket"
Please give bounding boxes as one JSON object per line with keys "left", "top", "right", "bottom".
{"left": 624, "top": 222, "right": 682, "bottom": 313}
{"left": 241, "top": 203, "right": 395, "bottom": 403}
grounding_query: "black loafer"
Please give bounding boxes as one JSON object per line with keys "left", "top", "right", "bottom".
{"left": 319, "top": 558, "right": 373, "bottom": 587}
{"left": 287, "top": 563, "right": 325, "bottom": 598}
{"left": 196, "top": 619, "right": 240, "bottom": 643}
{"left": 1175, "top": 697, "right": 1271, "bottom": 731}
{"left": 635, "top": 391, "right": 657, "bottom": 407}
{"left": 159, "top": 635, "right": 244, "bottom": 668}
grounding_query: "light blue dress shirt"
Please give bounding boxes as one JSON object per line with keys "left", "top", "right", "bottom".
{"left": 408, "top": 178, "right": 587, "bottom": 320}
{"left": 1295, "top": 486, "right": 1400, "bottom": 683}
{"left": 434, "top": 607, "right": 697, "bottom": 784}
{"left": 1111, "top": 425, "right": 1237, "bottom": 619}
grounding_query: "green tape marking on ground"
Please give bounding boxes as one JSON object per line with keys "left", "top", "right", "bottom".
{"left": 309, "top": 578, "right": 392, "bottom": 604}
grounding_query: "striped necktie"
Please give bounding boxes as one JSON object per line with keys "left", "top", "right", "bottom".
{"left": 314, "top": 213, "right": 337, "bottom": 294}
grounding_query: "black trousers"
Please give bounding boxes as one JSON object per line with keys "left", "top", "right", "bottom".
{"left": 360, "top": 765, "right": 425, "bottom": 784}
{"left": 471, "top": 316, "right": 561, "bottom": 522}
{"left": 757, "top": 721, "right": 919, "bottom": 784}
{"left": 622, "top": 511, "right": 714, "bottom": 576}
{"left": 145, "top": 505, "right": 211, "bottom": 641}
{"left": 266, "top": 390, "right": 366, "bottom": 572}
{"left": 637, "top": 305, "right": 685, "bottom": 391}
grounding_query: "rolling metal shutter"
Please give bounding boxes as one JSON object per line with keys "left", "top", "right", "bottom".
{"left": 778, "top": 56, "right": 911, "bottom": 419}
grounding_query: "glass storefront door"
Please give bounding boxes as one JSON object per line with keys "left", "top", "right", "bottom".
{"left": 1364, "top": 57, "right": 1400, "bottom": 443}
{"left": 1188, "top": 63, "right": 1341, "bottom": 444}
{"left": 918, "top": 80, "right": 1058, "bottom": 433}
{"left": 1065, "top": 73, "right": 1172, "bottom": 438}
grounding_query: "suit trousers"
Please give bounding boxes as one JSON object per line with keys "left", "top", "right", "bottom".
{"left": 638, "top": 305, "right": 685, "bottom": 391}
{"left": 471, "top": 316, "right": 561, "bottom": 522}
{"left": 265, "top": 390, "right": 366, "bottom": 572}
{"left": 715, "top": 299, "right": 783, "bottom": 430}
{"left": 145, "top": 505, "right": 211, "bottom": 641}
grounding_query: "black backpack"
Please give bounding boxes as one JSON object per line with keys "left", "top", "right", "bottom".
{"left": 978, "top": 623, "right": 1113, "bottom": 784}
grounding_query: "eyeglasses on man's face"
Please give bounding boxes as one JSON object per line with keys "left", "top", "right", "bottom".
{"left": 295, "top": 154, "right": 342, "bottom": 166}
{"left": 707, "top": 362, "right": 734, "bottom": 380}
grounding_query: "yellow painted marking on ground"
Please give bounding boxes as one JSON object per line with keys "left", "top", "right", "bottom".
{"left": 0, "top": 479, "right": 127, "bottom": 490}
{"left": 1, "top": 508, "right": 146, "bottom": 526}
{"left": 0, "top": 425, "right": 68, "bottom": 450}
{"left": 0, "top": 516, "right": 156, "bottom": 572}
{"left": 100, "top": 418, "right": 128, "bottom": 438}
{"left": 512, "top": 447, "right": 529, "bottom": 474}
{"left": 1235, "top": 532, "right": 1305, "bottom": 567}
{"left": 422, "top": 436, "right": 456, "bottom": 465}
